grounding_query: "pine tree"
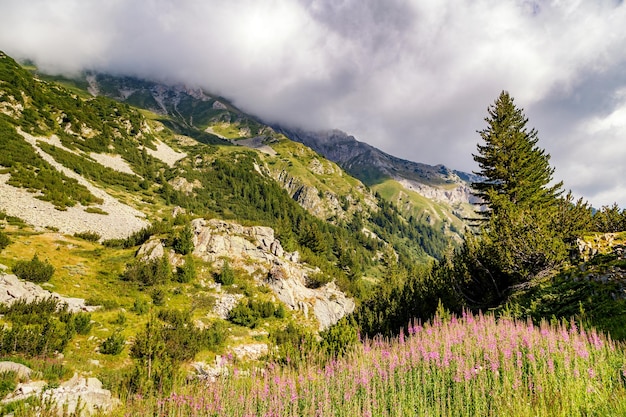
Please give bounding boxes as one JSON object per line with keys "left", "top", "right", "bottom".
{"left": 473, "top": 91, "right": 562, "bottom": 215}
{"left": 454, "top": 92, "right": 569, "bottom": 308}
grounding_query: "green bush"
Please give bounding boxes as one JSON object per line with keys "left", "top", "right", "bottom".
{"left": 216, "top": 261, "right": 235, "bottom": 286}
{"left": 100, "top": 333, "right": 126, "bottom": 355}
{"left": 173, "top": 224, "right": 194, "bottom": 255}
{"left": 0, "top": 230, "right": 10, "bottom": 251}
{"left": 305, "top": 271, "right": 332, "bottom": 289}
{"left": 73, "top": 230, "right": 101, "bottom": 242}
{"left": 228, "top": 302, "right": 258, "bottom": 328}
{"left": 175, "top": 255, "right": 196, "bottom": 283}
{"left": 132, "top": 298, "right": 150, "bottom": 315}
{"left": 122, "top": 255, "right": 171, "bottom": 286}
{"left": 71, "top": 312, "right": 93, "bottom": 335}
{"left": 151, "top": 288, "right": 166, "bottom": 306}
{"left": 249, "top": 300, "right": 276, "bottom": 319}
{"left": 274, "top": 304, "right": 286, "bottom": 319}
{"left": 12, "top": 254, "right": 55, "bottom": 283}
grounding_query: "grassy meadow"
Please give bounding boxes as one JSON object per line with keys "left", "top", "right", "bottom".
{"left": 110, "top": 311, "right": 626, "bottom": 417}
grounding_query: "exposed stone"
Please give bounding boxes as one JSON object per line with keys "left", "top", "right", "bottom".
{"left": 212, "top": 293, "right": 244, "bottom": 319}
{"left": 169, "top": 177, "right": 202, "bottom": 195}
{"left": 231, "top": 343, "right": 269, "bottom": 360}
{"left": 136, "top": 238, "right": 164, "bottom": 262}
{"left": 0, "top": 268, "right": 98, "bottom": 313}
{"left": 2, "top": 380, "right": 47, "bottom": 404}
{"left": 40, "top": 374, "right": 120, "bottom": 416}
{"left": 192, "top": 219, "right": 354, "bottom": 329}
{"left": 192, "top": 357, "right": 229, "bottom": 382}
{"left": 172, "top": 206, "right": 186, "bottom": 218}
{"left": 0, "top": 361, "right": 33, "bottom": 380}
{"left": 144, "top": 139, "right": 186, "bottom": 167}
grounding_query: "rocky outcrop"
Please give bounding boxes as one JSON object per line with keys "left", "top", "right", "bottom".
{"left": 0, "top": 361, "right": 33, "bottom": 380}
{"left": 1, "top": 368, "right": 118, "bottom": 417}
{"left": 0, "top": 267, "right": 98, "bottom": 312}
{"left": 275, "top": 170, "right": 327, "bottom": 218}
{"left": 136, "top": 237, "right": 165, "bottom": 262}
{"left": 42, "top": 375, "right": 119, "bottom": 416}
{"left": 397, "top": 178, "right": 480, "bottom": 206}
{"left": 266, "top": 265, "right": 355, "bottom": 329}
{"left": 191, "top": 218, "right": 354, "bottom": 329}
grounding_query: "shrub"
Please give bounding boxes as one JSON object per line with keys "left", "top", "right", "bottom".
{"left": 0, "top": 230, "right": 10, "bottom": 251}
{"left": 100, "top": 333, "right": 126, "bottom": 355}
{"left": 151, "top": 288, "right": 166, "bottom": 306}
{"left": 72, "top": 312, "right": 93, "bottom": 335}
{"left": 73, "top": 230, "right": 101, "bottom": 242}
{"left": 12, "top": 254, "right": 55, "bottom": 283}
{"left": 249, "top": 300, "right": 276, "bottom": 319}
{"left": 274, "top": 304, "right": 286, "bottom": 319}
{"left": 216, "top": 261, "right": 235, "bottom": 286}
{"left": 228, "top": 302, "right": 258, "bottom": 328}
{"left": 175, "top": 255, "right": 196, "bottom": 283}
{"left": 112, "top": 312, "right": 127, "bottom": 325}
{"left": 305, "top": 271, "right": 332, "bottom": 289}
{"left": 122, "top": 255, "right": 171, "bottom": 286}
{"left": 173, "top": 224, "right": 194, "bottom": 255}
{"left": 132, "top": 298, "right": 149, "bottom": 315}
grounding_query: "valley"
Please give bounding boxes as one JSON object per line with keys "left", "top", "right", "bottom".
{"left": 1, "top": 50, "right": 626, "bottom": 416}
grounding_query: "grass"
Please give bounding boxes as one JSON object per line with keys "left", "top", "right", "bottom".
{"left": 207, "top": 123, "right": 246, "bottom": 139}
{"left": 109, "top": 311, "right": 626, "bottom": 416}
{"left": 372, "top": 178, "right": 469, "bottom": 236}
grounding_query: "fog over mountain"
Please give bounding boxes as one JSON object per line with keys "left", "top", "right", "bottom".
{"left": 1, "top": 0, "right": 625, "bottom": 207}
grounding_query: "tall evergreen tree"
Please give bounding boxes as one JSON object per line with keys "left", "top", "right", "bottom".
{"left": 453, "top": 92, "right": 569, "bottom": 309}
{"left": 472, "top": 91, "right": 562, "bottom": 215}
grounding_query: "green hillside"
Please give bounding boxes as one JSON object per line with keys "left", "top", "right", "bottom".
{"left": 1, "top": 50, "right": 626, "bottom": 416}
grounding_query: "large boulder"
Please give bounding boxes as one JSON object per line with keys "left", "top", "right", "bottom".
{"left": 42, "top": 374, "right": 120, "bottom": 416}
{"left": 0, "top": 267, "right": 97, "bottom": 312}
{"left": 191, "top": 218, "right": 354, "bottom": 329}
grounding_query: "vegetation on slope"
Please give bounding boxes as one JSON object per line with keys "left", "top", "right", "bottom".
{"left": 113, "top": 311, "right": 626, "bottom": 417}
{"left": 2, "top": 51, "right": 626, "bottom": 416}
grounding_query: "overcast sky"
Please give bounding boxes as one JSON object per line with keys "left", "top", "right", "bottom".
{"left": 1, "top": 0, "right": 625, "bottom": 207}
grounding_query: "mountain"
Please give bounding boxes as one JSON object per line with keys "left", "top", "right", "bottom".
{"left": 2, "top": 50, "right": 626, "bottom": 416}
{"left": 0, "top": 49, "right": 461, "bottom": 410}
{"left": 62, "top": 71, "right": 479, "bottom": 239}
{"left": 276, "top": 127, "right": 481, "bottom": 238}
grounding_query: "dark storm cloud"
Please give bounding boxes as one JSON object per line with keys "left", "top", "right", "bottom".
{"left": 1, "top": 0, "right": 625, "bottom": 206}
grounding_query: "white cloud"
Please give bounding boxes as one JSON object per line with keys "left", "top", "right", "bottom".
{"left": 1, "top": 0, "right": 625, "bottom": 207}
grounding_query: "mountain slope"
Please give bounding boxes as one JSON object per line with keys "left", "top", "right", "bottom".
{"left": 275, "top": 126, "right": 480, "bottom": 237}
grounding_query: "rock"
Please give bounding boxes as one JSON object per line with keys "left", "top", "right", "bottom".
{"left": 136, "top": 237, "right": 164, "bottom": 262}
{"left": 0, "top": 269, "right": 97, "bottom": 313}
{"left": 267, "top": 266, "right": 355, "bottom": 330}
{"left": 192, "top": 358, "right": 229, "bottom": 382}
{"left": 41, "top": 374, "right": 120, "bottom": 416}
{"left": 0, "top": 361, "right": 32, "bottom": 380}
{"left": 172, "top": 206, "right": 186, "bottom": 218}
{"left": 231, "top": 343, "right": 268, "bottom": 360}
{"left": 2, "top": 380, "right": 47, "bottom": 404}
{"left": 212, "top": 293, "right": 244, "bottom": 319}
{"left": 192, "top": 219, "right": 354, "bottom": 329}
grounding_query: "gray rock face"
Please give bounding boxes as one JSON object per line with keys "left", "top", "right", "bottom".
{"left": 274, "top": 170, "right": 335, "bottom": 219}
{"left": 191, "top": 218, "right": 354, "bottom": 329}
{"left": 266, "top": 265, "right": 355, "bottom": 329}
{"left": 0, "top": 268, "right": 97, "bottom": 312}
{"left": 41, "top": 374, "right": 120, "bottom": 416}
{"left": 0, "top": 361, "right": 33, "bottom": 380}
{"left": 2, "top": 373, "right": 118, "bottom": 417}
{"left": 136, "top": 237, "right": 165, "bottom": 262}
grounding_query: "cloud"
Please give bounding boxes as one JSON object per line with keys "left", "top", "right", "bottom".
{"left": 1, "top": 0, "right": 625, "bottom": 207}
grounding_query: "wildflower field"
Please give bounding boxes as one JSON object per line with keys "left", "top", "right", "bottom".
{"left": 118, "top": 312, "right": 626, "bottom": 417}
